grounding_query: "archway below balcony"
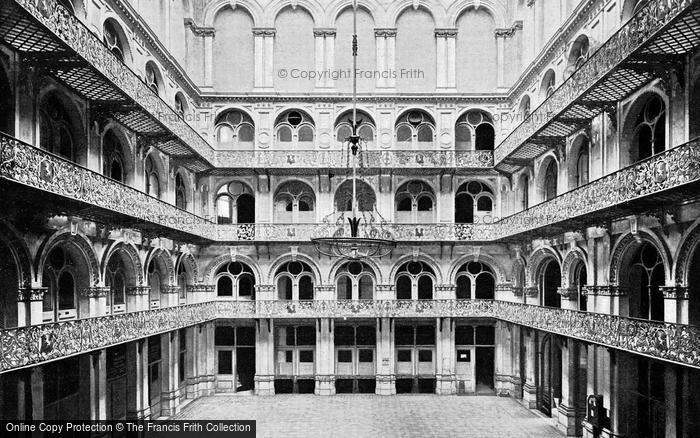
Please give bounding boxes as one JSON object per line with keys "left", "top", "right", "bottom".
{"left": 538, "top": 334, "right": 562, "bottom": 418}
{"left": 0, "top": 61, "right": 13, "bottom": 135}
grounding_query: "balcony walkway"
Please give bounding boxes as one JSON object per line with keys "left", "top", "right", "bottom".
{"left": 172, "top": 394, "right": 563, "bottom": 438}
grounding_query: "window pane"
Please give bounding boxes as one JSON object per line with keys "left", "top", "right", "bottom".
{"left": 299, "top": 350, "right": 314, "bottom": 363}
{"left": 396, "top": 125, "right": 412, "bottom": 142}
{"left": 416, "top": 325, "right": 435, "bottom": 345}
{"left": 277, "top": 276, "right": 292, "bottom": 300}
{"left": 475, "top": 326, "right": 495, "bottom": 345}
{"left": 338, "top": 350, "right": 352, "bottom": 363}
{"left": 238, "top": 274, "right": 255, "bottom": 298}
{"left": 456, "top": 276, "right": 471, "bottom": 300}
{"left": 296, "top": 326, "right": 316, "bottom": 346}
{"left": 395, "top": 325, "right": 414, "bottom": 346}
{"left": 238, "top": 124, "right": 254, "bottom": 142}
{"left": 417, "top": 125, "right": 433, "bottom": 142}
{"left": 337, "top": 277, "right": 352, "bottom": 300}
{"left": 218, "top": 350, "right": 233, "bottom": 374}
{"left": 396, "top": 276, "right": 412, "bottom": 300}
{"left": 358, "top": 276, "right": 373, "bottom": 300}
{"left": 418, "top": 350, "right": 432, "bottom": 362}
{"left": 58, "top": 272, "right": 75, "bottom": 310}
{"left": 217, "top": 276, "right": 233, "bottom": 297}
{"left": 215, "top": 327, "right": 235, "bottom": 346}
{"left": 359, "top": 349, "right": 374, "bottom": 363}
{"left": 456, "top": 350, "right": 471, "bottom": 362}
{"left": 298, "top": 126, "right": 314, "bottom": 142}
{"left": 277, "top": 126, "right": 292, "bottom": 142}
{"left": 455, "top": 326, "right": 474, "bottom": 345}
{"left": 298, "top": 276, "right": 314, "bottom": 300}
{"left": 397, "top": 350, "right": 412, "bottom": 362}
{"left": 356, "top": 326, "right": 376, "bottom": 345}
{"left": 237, "top": 327, "right": 255, "bottom": 346}
{"left": 417, "top": 276, "right": 433, "bottom": 300}
{"left": 335, "top": 326, "right": 355, "bottom": 346}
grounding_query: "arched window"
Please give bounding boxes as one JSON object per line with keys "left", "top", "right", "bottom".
{"left": 573, "top": 262, "right": 587, "bottom": 312}
{"left": 539, "top": 259, "right": 561, "bottom": 308}
{"left": 275, "top": 261, "right": 315, "bottom": 300}
{"left": 335, "top": 179, "right": 376, "bottom": 212}
{"left": 628, "top": 242, "right": 665, "bottom": 321}
{"left": 395, "top": 261, "right": 435, "bottom": 300}
{"left": 175, "top": 173, "right": 187, "bottom": 210}
{"left": 541, "top": 70, "right": 556, "bottom": 100}
{"left": 519, "top": 95, "right": 531, "bottom": 120}
{"left": 455, "top": 181, "right": 494, "bottom": 224}
{"left": 455, "top": 110, "right": 494, "bottom": 151}
{"left": 41, "top": 247, "right": 77, "bottom": 322}
{"left": 39, "top": 95, "right": 76, "bottom": 161}
{"left": 102, "top": 130, "right": 125, "bottom": 183}
{"left": 395, "top": 110, "right": 435, "bottom": 149}
{"left": 215, "top": 261, "right": 256, "bottom": 300}
{"left": 519, "top": 173, "right": 529, "bottom": 211}
{"left": 576, "top": 143, "right": 589, "bottom": 187}
{"left": 105, "top": 255, "right": 127, "bottom": 314}
{"left": 147, "top": 259, "right": 162, "bottom": 308}
{"left": 175, "top": 93, "right": 188, "bottom": 118}
{"left": 544, "top": 160, "right": 558, "bottom": 201}
{"left": 103, "top": 19, "right": 127, "bottom": 62}
{"left": 177, "top": 263, "right": 188, "bottom": 304}
{"left": 567, "top": 35, "right": 589, "bottom": 73}
{"left": 145, "top": 62, "right": 161, "bottom": 95}
{"left": 632, "top": 95, "right": 666, "bottom": 163}
{"left": 58, "top": 0, "right": 75, "bottom": 13}
{"left": 216, "top": 181, "right": 255, "bottom": 224}
{"left": 335, "top": 261, "right": 375, "bottom": 300}
{"left": 215, "top": 110, "right": 255, "bottom": 149}
{"left": 273, "top": 181, "right": 316, "bottom": 223}
{"left": 455, "top": 261, "right": 495, "bottom": 299}
{"left": 335, "top": 110, "right": 376, "bottom": 148}
{"left": 145, "top": 155, "right": 161, "bottom": 198}
{"left": 275, "top": 110, "right": 315, "bottom": 147}
{"left": 395, "top": 180, "right": 435, "bottom": 223}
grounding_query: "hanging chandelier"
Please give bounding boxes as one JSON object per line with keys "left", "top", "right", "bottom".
{"left": 311, "top": 0, "right": 395, "bottom": 260}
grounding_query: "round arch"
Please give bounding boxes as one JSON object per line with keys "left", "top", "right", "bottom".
{"left": 526, "top": 247, "right": 561, "bottom": 288}
{"left": 267, "top": 253, "right": 322, "bottom": 284}
{"left": 389, "top": 254, "right": 443, "bottom": 285}
{"left": 175, "top": 252, "right": 199, "bottom": 284}
{"left": 447, "top": 253, "right": 506, "bottom": 285}
{"left": 203, "top": 0, "right": 263, "bottom": 27}
{"left": 266, "top": 0, "right": 324, "bottom": 27}
{"left": 101, "top": 241, "right": 143, "bottom": 286}
{"left": 204, "top": 253, "right": 262, "bottom": 285}
{"left": 144, "top": 248, "right": 175, "bottom": 286}
{"left": 446, "top": 0, "right": 508, "bottom": 28}
{"left": 327, "top": 0, "right": 381, "bottom": 27}
{"left": 561, "top": 246, "right": 587, "bottom": 288}
{"left": 673, "top": 218, "right": 700, "bottom": 287}
{"left": 0, "top": 220, "right": 32, "bottom": 289}
{"left": 619, "top": 87, "right": 669, "bottom": 168}
{"left": 327, "top": 256, "right": 382, "bottom": 284}
{"left": 387, "top": 0, "right": 446, "bottom": 28}
{"left": 534, "top": 153, "right": 559, "bottom": 203}
{"left": 609, "top": 230, "right": 672, "bottom": 286}
{"left": 36, "top": 231, "right": 100, "bottom": 287}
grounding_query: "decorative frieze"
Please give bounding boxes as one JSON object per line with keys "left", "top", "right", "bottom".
{"left": 557, "top": 287, "right": 578, "bottom": 300}
{"left": 80, "top": 287, "right": 110, "bottom": 298}
{"left": 313, "top": 28, "right": 336, "bottom": 38}
{"left": 660, "top": 286, "right": 689, "bottom": 300}
{"left": 161, "top": 285, "right": 182, "bottom": 295}
{"left": 495, "top": 283, "right": 513, "bottom": 294}
{"left": 582, "top": 285, "right": 629, "bottom": 296}
{"left": 127, "top": 286, "right": 151, "bottom": 296}
{"left": 188, "top": 285, "right": 215, "bottom": 294}
{"left": 17, "top": 287, "right": 48, "bottom": 302}
{"left": 524, "top": 287, "right": 538, "bottom": 298}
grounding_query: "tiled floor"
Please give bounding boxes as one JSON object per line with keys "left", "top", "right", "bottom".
{"left": 173, "top": 394, "right": 564, "bottom": 438}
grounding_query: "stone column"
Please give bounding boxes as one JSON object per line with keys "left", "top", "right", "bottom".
{"left": 315, "top": 318, "right": 335, "bottom": 395}
{"left": 558, "top": 340, "right": 579, "bottom": 436}
{"left": 436, "top": 317, "right": 455, "bottom": 394}
{"left": 434, "top": 29, "right": 457, "bottom": 90}
{"left": 524, "top": 286, "right": 539, "bottom": 306}
{"left": 495, "top": 321, "right": 517, "bottom": 397}
{"left": 204, "top": 322, "right": 217, "bottom": 395}
{"left": 375, "top": 284, "right": 395, "bottom": 300}
{"left": 375, "top": 317, "right": 395, "bottom": 395}
{"left": 660, "top": 286, "right": 688, "bottom": 324}
{"left": 126, "top": 340, "right": 149, "bottom": 419}
{"left": 127, "top": 286, "right": 150, "bottom": 312}
{"left": 17, "top": 287, "right": 47, "bottom": 326}
{"left": 185, "top": 327, "right": 201, "bottom": 399}
{"left": 315, "top": 285, "right": 335, "bottom": 301}
{"left": 557, "top": 287, "right": 578, "bottom": 311}
{"left": 31, "top": 366, "right": 44, "bottom": 420}
{"left": 160, "top": 331, "right": 180, "bottom": 417}
{"left": 202, "top": 29, "right": 216, "bottom": 89}
{"left": 161, "top": 285, "right": 180, "bottom": 308}
{"left": 255, "top": 318, "right": 275, "bottom": 395}
{"left": 81, "top": 286, "right": 109, "bottom": 317}
{"left": 522, "top": 329, "right": 537, "bottom": 408}
{"left": 495, "top": 283, "right": 514, "bottom": 302}
{"left": 89, "top": 349, "right": 107, "bottom": 420}
{"left": 374, "top": 29, "right": 396, "bottom": 89}
{"left": 253, "top": 28, "right": 276, "bottom": 90}
{"left": 435, "top": 285, "right": 456, "bottom": 300}
{"left": 313, "top": 29, "right": 336, "bottom": 90}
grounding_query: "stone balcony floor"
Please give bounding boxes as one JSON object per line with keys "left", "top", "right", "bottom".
{"left": 172, "top": 394, "right": 564, "bottom": 437}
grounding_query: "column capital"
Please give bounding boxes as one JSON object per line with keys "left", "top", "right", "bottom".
{"left": 375, "top": 284, "right": 395, "bottom": 293}
{"left": 434, "top": 28, "right": 458, "bottom": 38}
{"left": 252, "top": 27, "right": 276, "bottom": 37}
{"left": 582, "top": 285, "right": 630, "bottom": 296}
{"left": 80, "top": 287, "right": 110, "bottom": 298}
{"left": 313, "top": 28, "right": 336, "bottom": 37}
{"left": 17, "top": 287, "right": 49, "bottom": 302}
{"left": 495, "top": 282, "right": 513, "bottom": 293}
{"left": 161, "top": 285, "right": 181, "bottom": 295}
{"left": 255, "top": 284, "right": 275, "bottom": 293}
{"left": 512, "top": 286, "right": 524, "bottom": 297}
{"left": 435, "top": 284, "right": 456, "bottom": 292}
{"left": 127, "top": 286, "right": 150, "bottom": 296}
{"left": 557, "top": 287, "right": 578, "bottom": 300}
{"left": 188, "top": 284, "right": 215, "bottom": 294}
{"left": 660, "top": 285, "right": 689, "bottom": 300}
{"left": 184, "top": 18, "right": 215, "bottom": 37}
{"left": 374, "top": 28, "right": 397, "bottom": 37}
{"left": 524, "top": 286, "right": 538, "bottom": 298}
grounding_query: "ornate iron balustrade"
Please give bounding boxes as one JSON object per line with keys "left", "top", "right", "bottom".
{"left": 0, "top": 134, "right": 216, "bottom": 239}
{"left": 1, "top": 300, "right": 698, "bottom": 373}
{"left": 0, "top": 303, "right": 218, "bottom": 372}
{"left": 494, "top": 0, "right": 698, "bottom": 167}
{"left": 214, "top": 150, "right": 493, "bottom": 169}
{"left": 6, "top": 0, "right": 215, "bottom": 165}
{"left": 216, "top": 223, "right": 496, "bottom": 242}
{"left": 495, "top": 138, "right": 700, "bottom": 238}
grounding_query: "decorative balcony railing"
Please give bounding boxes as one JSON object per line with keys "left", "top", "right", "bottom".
{"left": 2, "top": 0, "right": 215, "bottom": 167}
{"left": 0, "top": 134, "right": 215, "bottom": 239}
{"left": 1, "top": 300, "right": 698, "bottom": 373}
{"left": 495, "top": 138, "right": 700, "bottom": 239}
{"left": 214, "top": 150, "right": 494, "bottom": 169}
{"left": 494, "top": 0, "right": 700, "bottom": 169}
{"left": 216, "top": 222, "right": 496, "bottom": 242}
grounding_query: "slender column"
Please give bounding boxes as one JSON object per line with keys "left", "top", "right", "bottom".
{"left": 313, "top": 29, "right": 336, "bottom": 89}
{"left": 90, "top": 350, "right": 107, "bottom": 420}
{"left": 374, "top": 29, "right": 396, "bottom": 89}
{"left": 558, "top": 341, "right": 579, "bottom": 436}
{"left": 495, "top": 31, "right": 506, "bottom": 88}
{"left": 203, "top": 32, "right": 215, "bottom": 88}
{"left": 140, "top": 340, "right": 151, "bottom": 419}
{"left": 434, "top": 29, "right": 457, "bottom": 90}
{"left": 375, "top": 317, "right": 395, "bottom": 395}
{"left": 185, "top": 327, "right": 200, "bottom": 399}
{"left": 81, "top": 287, "right": 109, "bottom": 317}
{"left": 17, "top": 287, "right": 47, "bottom": 326}
{"left": 435, "top": 317, "right": 455, "bottom": 394}
{"left": 495, "top": 321, "right": 517, "bottom": 396}
{"left": 126, "top": 341, "right": 146, "bottom": 419}
{"left": 31, "top": 366, "right": 44, "bottom": 420}
{"left": 661, "top": 286, "right": 688, "bottom": 324}
{"left": 205, "top": 323, "right": 217, "bottom": 395}
{"left": 664, "top": 365, "right": 678, "bottom": 438}
{"left": 315, "top": 318, "right": 335, "bottom": 395}
{"left": 160, "top": 332, "right": 180, "bottom": 416}
{"left": 255, "top": 318, "right": 275, "bottom": 395}
{"left": 522, "top": 329, "right": 537, "bottom": 408}
{"left": 252, "top": 28, "right": 275, "bottom": 89}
